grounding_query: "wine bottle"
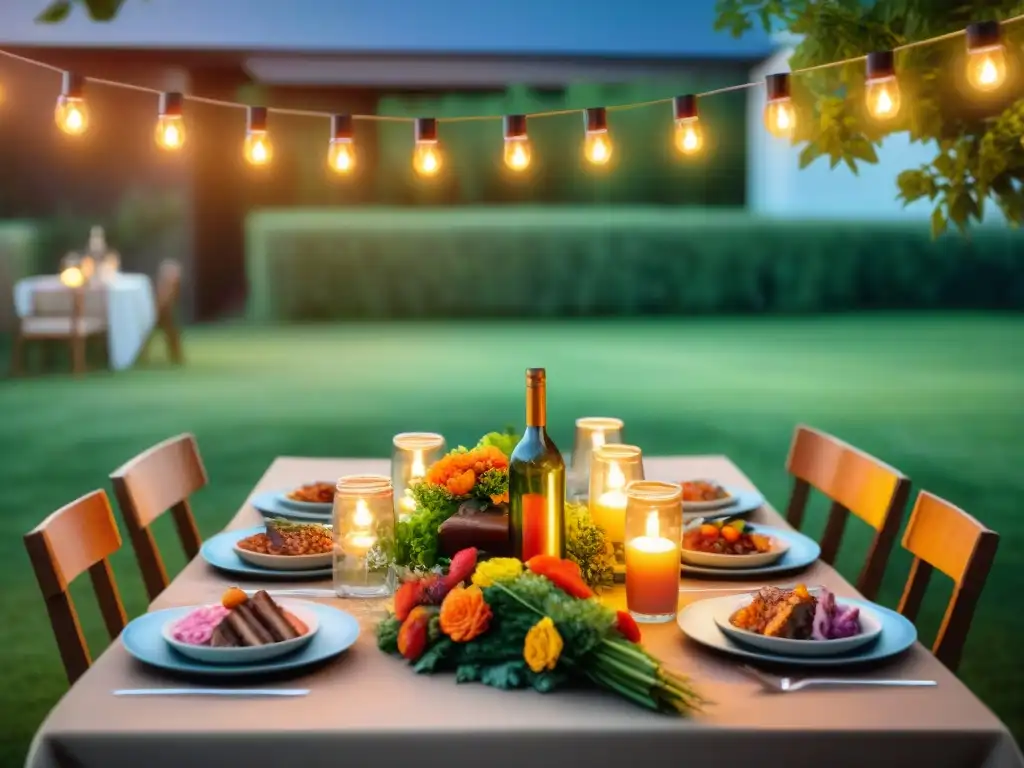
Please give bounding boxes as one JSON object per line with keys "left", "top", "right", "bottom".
{"left": 509, "top": 368, "right": 566, "bottom": 561}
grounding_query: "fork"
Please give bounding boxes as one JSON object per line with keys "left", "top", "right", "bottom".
{"left": 740, "top": 665, "right": 937, "bottom": 693}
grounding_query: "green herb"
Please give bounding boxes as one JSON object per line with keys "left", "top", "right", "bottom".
{"left": 565, "top": 502, "right": 615, "bottom": 591}
{"left": 476, "top": 426, "right": 520, "bottom": 457}
{"left": 377, "top": 615, "right": 401, "bottom": 653}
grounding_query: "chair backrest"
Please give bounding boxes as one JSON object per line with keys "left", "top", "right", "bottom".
{"left": 23, "top": 490, "right": 128, "bottom": 685}
{"left": 156, "top": 260, "right": 182, "bottom": 314}
{"left": 32, "top": 285, "right": 106, "bottom": 320}
{"left": 897, "top": 491, "right": 999, "bottom": 672}
{"left": 110, "top": 433, "right": 207, "bottom": 601}
{"left": 785, "top": 425, "right": 911, "bottom": 600}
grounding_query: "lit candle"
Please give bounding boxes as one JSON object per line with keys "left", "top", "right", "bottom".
{"left": 625, "top": 511, "right": 679, "bottom": 621}
{"left": 590, "top": 461, "right": 626, "bottom": 544}
{"left": 344, "top": 498, "right": 377, "bottom": 555}
{"left": 398, "top": 452, "right": 426, "bottom": 519}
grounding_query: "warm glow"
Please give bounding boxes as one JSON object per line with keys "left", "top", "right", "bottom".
{"left": 966, "top": 46, "right": 1007, "bottom": 92}
{"left": 674, "top": 118, "right": 704, "bottom": 155}
{"left": 764, "top": 98, "right": 796, "bottom": 138}
{"left": 411, "top": 452, "right": 426, "bottom": 479}
{"left": 328, "top": 139, "right": 355, "bottom": 174}
{"left": 591, "top": 430, "right": 606, "bottom": 450}
{"left": 644, "top": 510, "right": 659, "bottom": 539}
{"left": 584, "top": 131, "right": 613, "bottom": 165}
{"left": 244, "top": 131, "right": 273, "bottom": 166}
{"left": 503, "top": 137, "right": 532, "bottom": 171}
{"left": 155, "top": 116, "right": 186, "bottom": 150}
{"left": 55, "top": 97, "right": 89, "bottom": 136}
{"left": 413, "top": 141, "right": 442, "bottom": 176}
{"left": 59, "top": 266, "right": 84, "bottom": 288}
{"left": 353, "top": 499, "right": 374, "bottom": 529}
{"left": 607, "top": 462, "right": 625, "bottom": 491}
{"left": 866, "top": 77, "right": 901, "bottom": 120}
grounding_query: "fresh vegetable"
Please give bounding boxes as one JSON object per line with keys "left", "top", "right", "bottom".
{"left": 476, "top": 427, "right": 521, "bottom": 458}
{"left": 811, "top": 589, "right": 862, "bottom": 640}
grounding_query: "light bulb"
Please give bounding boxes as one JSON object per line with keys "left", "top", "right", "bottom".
{"left": 584, "top": 131, "right": 613, "bottom": 165}
{"left": 55, "top": 96, "right": 89, "bottom": 136}
{"left": 865, "top": 77, "right": 901, "bottom": 120}
{"left": 155, "top": 116, "right": 185, "bottom": 150}
{"left": 244, "top": 131, "right": 272, "bottom": 166}
{"left": 328, "top": 139, "right": 355, "bottom": 174}
{"left": 764, "top": 99, "right": 796, "bottom": 138}
{"left": 967, "top": 45, "right": 1007, "bottom": 92}
{"left": 674, "top": 117, "right": 704, "bottom": 155}
{"left": 504, "top": 136, "right": 532, "bottom": 171}
{"left": 413, "top": 141, "right": 442, "bottom": 176}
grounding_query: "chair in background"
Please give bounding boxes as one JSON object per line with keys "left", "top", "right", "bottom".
{"left": 110, "top": 433, "right": 207, "bottom": 602}
{"left": 784, "top": 425, "right": 912, "bottom": 600}
{"left": 24, "top": 490, "right": 128, "bottom": 685}
{"left": 897, "top": 491, "right": 999, "bottom": 672}
{"left": 11, "top": 286, "right": 108, "bottom": 376}
{"left": 140, "top": 259, "right": 183, "bottom": 365}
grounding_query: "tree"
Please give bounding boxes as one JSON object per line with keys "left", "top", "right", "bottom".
{"left": 715, "top": 0, "right": 1024, "bottom": 235}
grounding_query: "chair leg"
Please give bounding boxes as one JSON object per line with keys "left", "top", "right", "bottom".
{"left": 41, "top": 340, "right": 54, "bottom": 372}
{"left": 166, "top": 321, "right": 184, "bottom": 365}
{"left": 71, "top": 337, "right": 86, "bottom": 376}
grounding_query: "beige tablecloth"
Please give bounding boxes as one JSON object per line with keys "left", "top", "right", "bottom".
{"left": 26, "top": 456, "right": 1023, "bottom": 768}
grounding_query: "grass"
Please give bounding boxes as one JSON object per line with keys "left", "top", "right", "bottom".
{"left": 1, "top": 314, "right": 1022, "bottom": 764}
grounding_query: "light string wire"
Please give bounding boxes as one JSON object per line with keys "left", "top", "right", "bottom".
{"left": 0, "top": 13, "right": 1022, "bottom": 123}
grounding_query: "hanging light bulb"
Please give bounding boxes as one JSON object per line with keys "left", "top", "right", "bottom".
{"left": 966, "top": 21, "right": 1007, "bottom": 92}
{"left": 865, "top": 51, "right": 901, "bottom": 120}
{"left": 328, "top": 114, "right": 355, "bottom": 174}
{"left": 55, "top": 72, "right": 89, "bottom": 136}
{"left": 154, "top": 92, "right": 186, "bottom": 150}
{"left": 763, "top": 73, "right": 796, "bottom": 138}
{"left": 672, "top": 94, "right": 704, "bottom": 156}
{"left": 413, "top": 117, "right": 442, "bottom": 177}
{"left": 583, "top": 107, "right": 613, "bottom": 166}
{"left": 243, "top": 106, "right": 273, "bottom": 166}
{"left": 503, "top": 114, "right": 532, "bottom": 172}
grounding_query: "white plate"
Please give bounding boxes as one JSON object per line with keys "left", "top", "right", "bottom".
{"left": 679, "top": 479, "right": 737, "bottom": 512}
{"left": 681, "top": 537, "right": 790, "bottom": 569}
{"left": 712, "top": 594, "right": 883, "bottom": 657}
{"left": 162, "top": 600, "right": 319, "bottom": 664}
{"left": 233, "top": 546, "right": 333, "bottom": 571}
{"left": 277, "top": 485, "right": 334, "bottom": 514}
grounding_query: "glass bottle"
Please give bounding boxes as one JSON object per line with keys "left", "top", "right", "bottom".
{"left": 333, "top": 474, "right": 395, "bottom": 598}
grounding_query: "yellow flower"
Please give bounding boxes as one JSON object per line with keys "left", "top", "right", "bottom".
{"left": 523, "top": 616, "right": 563, "bottom": 673}
{"left": 471, "top": 557, "right": 523, "bottom": 588}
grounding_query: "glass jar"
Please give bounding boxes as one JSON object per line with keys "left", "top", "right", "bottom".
{"left": 333, "top": 474, "right": 395, "bottom": 598}
{"left": 624, "top": 480, "right": 682, "bottom": 623}
{"left": 568, "top": 417, "right": 624, "bottom": 499}
{"left": 391, "top": 432, "right": 446, "bottom": 522}
{"left": 588, "top": 444, "right": 644, "bottom": 574}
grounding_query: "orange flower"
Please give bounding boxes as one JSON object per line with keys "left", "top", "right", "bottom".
{"left": 397, "top": 606, "right": 433, "bottom": 661}
{"left": 425, "top": 446, "right": 509, "bottom": 496}
{"left": 439, "top": 585, "right": 492, "bottom": 642}
{"left": 447, "top": 469, "right": 476, "bottom": 496}
{"left": 527, "top": 555, "right": 594, "bottom": 600}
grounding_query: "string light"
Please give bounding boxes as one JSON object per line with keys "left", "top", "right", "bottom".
{"left": 503, "top": 114, "right": 532, "bottom": 171}
{"left": 155, "top": 91, "right": 185, "bottom": 150}
{"left": 243, "top": 106, "right": 272, "bottom": 166}
{"left": 966, "top": 21, "right": 1007, "bottom": 92}
{"left": 865, "top": 51, "right": 901, "bottom": 120}
{"left": 583, "top": 107, "right": 613, "bottom": 166}
{"left": 328, "top": 114, "right": 355, "bottom": 174}
{"left": 763, "top": 73, "right": 796, "bottom": 139}
{"left": 55, "top": 71, "right": 88, "bottom": 136}
{"left": 672, "top": 94, "right": 703, "bottom": 156}
{"left": 413, "top": 117, "right": 442, "bottom": 177}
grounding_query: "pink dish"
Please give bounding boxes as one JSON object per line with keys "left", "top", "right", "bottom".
{"left": 171, "top": 605, "right": 230, "bottom": 646}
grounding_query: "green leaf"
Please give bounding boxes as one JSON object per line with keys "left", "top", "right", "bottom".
{"left": 930, "top": 207, "right": 947, "bottom": 239}
{"left": 35, "top": 0, "right": 72, "bottom": 22}
{"left": 83, "top": 0, "right": 127, "bottom": 20}
{"left": 413, "top": 638, "right": 454, "bottom": 673}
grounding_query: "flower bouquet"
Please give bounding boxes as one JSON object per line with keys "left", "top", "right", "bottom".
{"left": 377, "top": 548, "right": 703, "bottom": 715}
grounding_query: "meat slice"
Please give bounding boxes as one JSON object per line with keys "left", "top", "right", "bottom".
{"left": 210, "top": 619, "right": 241, "bottom": 648}
{"left": 250, "top": 591, "right": 300, "bottom": 642}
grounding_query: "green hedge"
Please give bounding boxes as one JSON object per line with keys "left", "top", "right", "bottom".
{"left": 245, "top": 207, "right": 1024, "bottom": 321}
{"left": 0, "top": 221, "right": 40, "bottom": 331}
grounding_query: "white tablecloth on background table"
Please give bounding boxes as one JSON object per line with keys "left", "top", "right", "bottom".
{"left": 14, "top": 273, "right": 157, "bottom": 371}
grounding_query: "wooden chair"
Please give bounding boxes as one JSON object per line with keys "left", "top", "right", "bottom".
{"left": 24, "top": 490, "right": 128, "bottom": 685}
{"left": 110, "top": 433, "right": 207, "bottom": 602}
{"left": 785, "top": 425, "right": 912, "bottom": 600}
{"left": 897, "top": 491, "right": 999, "bottom": 673}
{"left": 11, "top": 285, "right": 108, "bottom": 376}
{"left": 140, "top": 259, "right": 183, "bottom": 365}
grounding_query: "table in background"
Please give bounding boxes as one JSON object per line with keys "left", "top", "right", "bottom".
{"left": 25, "top": 456, "right": 1024, "bottom": 768}
{"left": 14, "top": 274, "right": 156, "bottom": 371}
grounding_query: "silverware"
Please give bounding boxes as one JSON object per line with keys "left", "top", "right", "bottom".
{"left": 255, "top": 588, "right": 335, "bottom": 598}
{"left": 679, "top": 583, "right": 799, "bottom": 594}
{"left": 113, "top": 688, "right": 309, "bottom": 697}
{"left": 740, "top": 666, "right": 937, "bottom": 693}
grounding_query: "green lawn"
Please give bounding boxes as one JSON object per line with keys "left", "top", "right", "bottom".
{"left": 1, "top": 314, "right": 1022, "bottom": 764}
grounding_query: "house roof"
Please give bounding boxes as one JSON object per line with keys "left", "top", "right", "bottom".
{"left": 2, "top": 0, "right": 775, "bottom": 60}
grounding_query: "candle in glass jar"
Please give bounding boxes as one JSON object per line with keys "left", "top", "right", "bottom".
{"left": 397, "top": 452, "right": 426, "bottom": 518}
{"left": 590, "top": 462, "right": 626, "bottom": 543}
{"left": 625, "top": 511, "right": 679, "bottom": 622}
{"left": 344, "top": 498, "right": 377, "bottom": 555}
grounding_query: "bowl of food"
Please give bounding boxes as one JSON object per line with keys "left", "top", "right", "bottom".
{"left": 714, "top": 585, "right": 882, "bottom": 657}
{"left": 279, "top": 482, "right": 335, "bottom": 512}
{"left": 681, "top": 519, "right": 788, "bottom": 569}
{"left": 679, "top": 479, "right": 735, "bottom": 512}
{"left": 233, "top": 520, "right": 333, "bottom": 571}
{"left": 163, "top": 588, "right": 319, "bottom": 664}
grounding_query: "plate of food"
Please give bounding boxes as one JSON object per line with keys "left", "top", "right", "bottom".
{"left": 681, "top": 519, "right": 789, "bottom": 569}
{"left": 682, "top": 487, "right": 765, "bottom": 522}
{"left": 200, "top": 526, "right": 333, "bottom": 579}
{"left": 250, "top": 490, "right": 331, "bottom": 522}
{"left": 679, "top": 480, "right": 735, "bottom": 512}
{"left": 233, "top": 520, "right": 333, "bottom": 571}
{"left": 122, "top": 596, "right": 360, "bottom": 677}
{"left": 713, "top": 584, "right": 883, "bottom": 657}
{"left": 278, "top": 482, "right": 335, "bottom": 513}
{"left": 680, "top": 525, "right": 820, "bottom": 577}
{"left": 162, "top": 588, "right": 318, "bottom": 664}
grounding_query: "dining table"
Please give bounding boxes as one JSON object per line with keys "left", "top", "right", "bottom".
{"left": 25, "top": 455, "right": 1023, "bottom": 768}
